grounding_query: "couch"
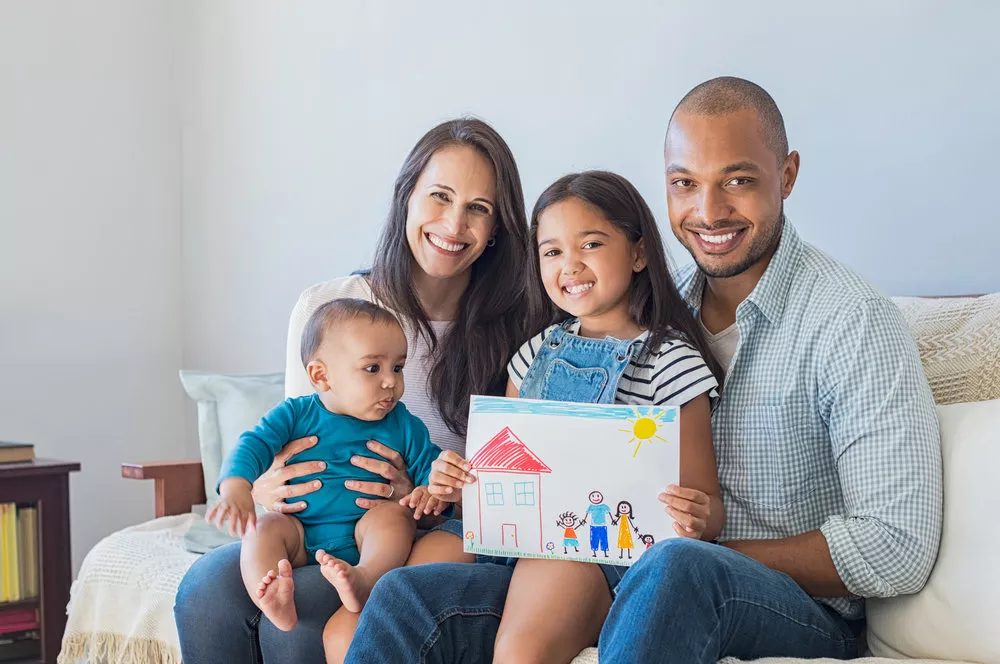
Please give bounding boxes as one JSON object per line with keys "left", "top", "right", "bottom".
{"left": 58, "top": 293, "right": 1000, "bottom": 664}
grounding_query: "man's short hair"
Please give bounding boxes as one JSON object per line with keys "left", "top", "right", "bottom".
{"left": 669, "top": 76, "right": 789, "bottom": 163}
{"left": 300, "top": 298, "right": 400, "bottom": 367}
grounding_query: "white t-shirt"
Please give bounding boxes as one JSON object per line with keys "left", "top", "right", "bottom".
{"left": 284, "top": 274, "right": 465, "bottom": 455}
{"left": 699, "top": 318, "right": 740, "bottom": 378}
{"left": 507, "top": 320, "right": 718, "bottom": 407}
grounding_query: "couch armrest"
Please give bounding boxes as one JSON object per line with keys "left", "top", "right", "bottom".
{"left": 122, "top": 460, "right": 207, "bottom": 518}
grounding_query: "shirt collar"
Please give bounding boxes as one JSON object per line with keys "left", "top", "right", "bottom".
{"left": 677, "top": 220, "right": 803, "bottom": 325}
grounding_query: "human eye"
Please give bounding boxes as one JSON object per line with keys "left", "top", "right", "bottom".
{"left": 582, "top": 241, "right": 603, "bottom": 250}
{"left": 431, "top": 191, "right": 451, "bottom": 203}
{"left": 670, "top": 178, "right": 694, "bottom": 189}
{"left": 726, "top": 177, "right": 754, "bottom": 187}
{"left": 469, "top": 202, "right": 491, "bottom": 214}
{"left": 362, "top": 364, "right": 379, "bottom": 374}
{"left": 393, "top": 364, "right": 405, "bottom": 373}
{"left": 541, "top": 248, "right": 560, "bottom": 258}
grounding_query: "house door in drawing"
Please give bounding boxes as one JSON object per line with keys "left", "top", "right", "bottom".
{"left": 502, "top": 523, "right": 518, "bottom": 548}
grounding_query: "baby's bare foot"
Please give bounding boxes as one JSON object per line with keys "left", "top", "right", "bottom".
{"left": 256, "top": 559, "right": 297, "bottom": 631}
{"left": 316, "top": 549, "right": 372, "bottom": 613}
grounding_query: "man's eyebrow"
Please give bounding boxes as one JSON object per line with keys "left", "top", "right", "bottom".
{"left": 721, "top": 161, "right": 761, "bottom": 175}
{"left": 666, "top": 164, "right": 691, "bottom": 176}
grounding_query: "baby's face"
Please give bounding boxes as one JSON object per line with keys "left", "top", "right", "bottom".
{"left": 313, "top": 318, "right": 408, "bottom": 421}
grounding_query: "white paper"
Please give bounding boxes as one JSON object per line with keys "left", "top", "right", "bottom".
{"left": 462, "top": 395, "right": 680, "bottom": 566}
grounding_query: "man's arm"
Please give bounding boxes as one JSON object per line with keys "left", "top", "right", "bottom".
{"left": 731, "top": 299, "right": 942, "bottom": 599}
{"left": 723, "top": 531, "right": 848, "bottom": 596}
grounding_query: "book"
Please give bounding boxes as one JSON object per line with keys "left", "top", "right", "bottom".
{"left": 16, "top": 507, "right": 38, "bottom": 600}
{"left": 0, "top": 443, "right": 33, "bottom": 464}
{"left": 0, "top": 505, "right": 19, "bottom": 602}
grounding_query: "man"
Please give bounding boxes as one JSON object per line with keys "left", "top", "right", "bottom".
{"left": 598, "top": 77, "right": 943, "bottom": 662}
{"left": 584, "top": 490, "right": 612, "bottom": 557}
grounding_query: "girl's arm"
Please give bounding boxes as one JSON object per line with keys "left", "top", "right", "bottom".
{"left": 661, "top": 393, "right": 725, "bottom": 542}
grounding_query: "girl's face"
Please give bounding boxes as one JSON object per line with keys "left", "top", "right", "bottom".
{"left": 536, "top": 197, "right": 645, "bottom": 322}
{"left": 405, "top": 145, "right": 498, "bottom": 283}
{"left": 617, "top": 501, "right": 632, "bottom": 516}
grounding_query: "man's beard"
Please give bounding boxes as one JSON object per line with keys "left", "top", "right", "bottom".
{"left": 695, "top": 209, "right": 785, "bottom": 279}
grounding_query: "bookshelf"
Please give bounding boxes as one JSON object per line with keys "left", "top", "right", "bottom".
{"left": 0, "top": 459, "right": 80, "bottom": 664}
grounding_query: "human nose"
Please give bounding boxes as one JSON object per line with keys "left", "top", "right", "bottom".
{"left": 440, "top": 204, "right": 468, "bottom": 235}
{"left": 692, "top": 185, "right": 733, "bottom": 225}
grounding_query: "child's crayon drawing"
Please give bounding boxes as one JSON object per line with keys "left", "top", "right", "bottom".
{"left": 462, "top": 396, "right": 680, "bottom": 566}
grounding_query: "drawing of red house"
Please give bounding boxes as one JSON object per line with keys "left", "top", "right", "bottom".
{"left": 469, "top": 426, "right": 552, "bottom": 553}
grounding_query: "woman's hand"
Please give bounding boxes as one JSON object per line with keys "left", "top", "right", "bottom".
{"left": 251, "top": 436, "right": 326, "bottom": 514}
{"left": 428, "top": 450, "right": 475, "bottom": 502}
{"left": 344, "top": 440, "right": 414, "bottom": 509}
{"left": 659, "top": 485, "right": 712, "bottom": 540}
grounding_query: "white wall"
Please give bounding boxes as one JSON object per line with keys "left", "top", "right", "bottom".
{"left": 0, "top": 1, "right": 185, "bottom": 570}
{"left": 180, "top": 0, "right": 1000, "bottom": 385}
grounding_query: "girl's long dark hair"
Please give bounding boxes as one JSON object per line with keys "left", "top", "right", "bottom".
{"left": 527, "top": 170, "right": 723, "bottom": 383}
{"left": 370, "top": 118, "right": 534, "bottom": 436}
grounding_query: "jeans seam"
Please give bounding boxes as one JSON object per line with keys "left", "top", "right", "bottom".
{"left": 712, "top": 596, "right": 858, "bottom": 647}
{"left": 420, "top": 607, "right": 505, "bottom": 663}
{"left": 248, "top": 610, "right": 263, "bottom": 664}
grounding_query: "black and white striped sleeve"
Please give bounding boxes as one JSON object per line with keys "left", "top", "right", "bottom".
{"left": 648, "top": 340, "right": 718, "bottom": 407}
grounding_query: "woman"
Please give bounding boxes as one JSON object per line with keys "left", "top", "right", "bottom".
{"left": 174, "top": 117, "right": 534, "bottom": 663}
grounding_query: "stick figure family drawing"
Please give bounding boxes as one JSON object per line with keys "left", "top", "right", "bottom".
{"left": 555, "top": 490, "right": 654, "bottom": 559}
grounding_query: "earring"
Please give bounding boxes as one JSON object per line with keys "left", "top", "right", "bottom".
{"left": 487, "top": 237, "right": 496, "bottom": 248}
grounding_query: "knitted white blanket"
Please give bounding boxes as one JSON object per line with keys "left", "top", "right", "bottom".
{"left": 58, "top": 514, "right": 199, "bottom": 664}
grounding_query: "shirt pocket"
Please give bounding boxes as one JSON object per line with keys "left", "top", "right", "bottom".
{"left": 718, "top": 396, "right": 821, "bottom": 510}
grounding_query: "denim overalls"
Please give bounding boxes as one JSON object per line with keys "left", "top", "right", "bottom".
{"left": 518, "top": 319, "right": 646, "bottom": 404}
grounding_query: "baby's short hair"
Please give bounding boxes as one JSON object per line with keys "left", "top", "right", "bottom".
{"left": 300, "top": 298, "right": 400, "bottom": 367}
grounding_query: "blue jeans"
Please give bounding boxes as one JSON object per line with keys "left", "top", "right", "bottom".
{"left": 600, "top": 539, "right": 863, "bottom": 663}
{"left": 174, "top": 541, "right": 342, "bottom": 663}
{"left": 345, "top": 539, "right": 861, "bottom": 663}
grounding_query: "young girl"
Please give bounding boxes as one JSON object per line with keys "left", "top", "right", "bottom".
{"left": 429, "top": 170, "right": 725, "bottom": 662}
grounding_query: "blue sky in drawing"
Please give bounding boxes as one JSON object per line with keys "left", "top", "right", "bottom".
{"left": 470, "top": 395, "right": 678, "bottom": 422}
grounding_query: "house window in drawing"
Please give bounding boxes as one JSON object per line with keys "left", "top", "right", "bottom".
{"left": 469, "top": 426, "right": 552, "bottom": 553}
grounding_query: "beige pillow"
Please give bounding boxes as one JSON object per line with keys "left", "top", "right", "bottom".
{"left": 867, "top": 398, "right": 1000, "bottom": 662}
{"left": 892, "top": 294, "right": 1000, "bottom": 405}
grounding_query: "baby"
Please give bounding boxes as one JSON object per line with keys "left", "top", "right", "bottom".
{"left": 208, "top": 298, "right": 444, "bottom": 631}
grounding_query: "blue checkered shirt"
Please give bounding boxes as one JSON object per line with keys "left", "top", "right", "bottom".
{"left": 677, "top": 222, "right": 942, "bottom": 619}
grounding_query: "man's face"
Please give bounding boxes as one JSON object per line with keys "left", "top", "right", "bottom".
{"left": 665, "top": 109, "right": 798, "bottom": 279}
{"left": 589, "top": 491, "right": 603, "bottom": 504}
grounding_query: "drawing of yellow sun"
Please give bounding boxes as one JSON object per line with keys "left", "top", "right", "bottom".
{"left": 619, "top": 408, "right": 670, "bottom": 457}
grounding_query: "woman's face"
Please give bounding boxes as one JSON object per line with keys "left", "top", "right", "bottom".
{"left": 405, "top": 144, "right": 498, "bottom": 282}
{"left": 618, "top": 501, "right": 632, "bottom": 516}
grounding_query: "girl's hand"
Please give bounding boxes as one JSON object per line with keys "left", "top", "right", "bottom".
{"left": 251, "top": 436, "right": 326, "bottom": 514}
{"left": 428, "top": 450, "right": 475, "bottom": 502}
{"left": 399, "top": 485, "right": 448, "bottom": 520}
{"left": 344, "top": 440, "right": 415, "bottom": 509}
{"left": 659, "top": 485, "right": 712, "bottom": 540}
{"left": 208, "top": 478, "right": 256, "bottom": 537}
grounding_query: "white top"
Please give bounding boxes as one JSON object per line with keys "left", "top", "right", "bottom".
{"left": 699, "top": 318, "right": 740, "bottom": 377}
{"left": 507, "top": 320, "right": 718, "bottom": 407}
{"left": 284, "top": 274, "right": 465, "bottom": 455}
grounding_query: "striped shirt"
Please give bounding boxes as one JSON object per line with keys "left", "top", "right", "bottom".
{"left": 284, "top": 275, "right": 465, "bottom": 456}
{"left": 677, "top": 222, "right": 942, "bottom": 619}
{"left": 507, "top": 320, "right": 718, "bottom": 407}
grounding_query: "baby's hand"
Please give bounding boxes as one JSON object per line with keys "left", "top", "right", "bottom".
{"left": 428, "top": 450, "right": 474, "bottom": 503}
{"left": 399, "top": 485, "right": 448, "bottom": 520}
{"left": 658, "top": 485, "right": 711, "bottom": 540}
{"left": 207, "top": 478, "right": 257, "bottom": 537}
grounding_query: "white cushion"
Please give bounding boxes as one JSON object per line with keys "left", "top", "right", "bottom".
{"left": 178, "top": 370, "right": 284, "bottom": 502}
{"left": 867, "top": 398, "right": 1000, "bottom": 662}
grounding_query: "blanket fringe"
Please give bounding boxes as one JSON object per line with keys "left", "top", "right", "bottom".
{"left": 58, "top": 631, "right": 181, "bottom": 664}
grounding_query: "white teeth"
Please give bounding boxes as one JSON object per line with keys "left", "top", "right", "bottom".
{"left": 698, "top": 232, "right": 738, "bottom": 244}
{"left": 564, "top": 283, "right": 594, "bottom": 294}
{"left": 428, "top": 234, "right": 467, "bottom": 252}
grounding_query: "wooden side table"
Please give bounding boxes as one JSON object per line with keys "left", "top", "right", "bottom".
{"left": 0, "top": 458, "right": 80, "bottom": 664}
